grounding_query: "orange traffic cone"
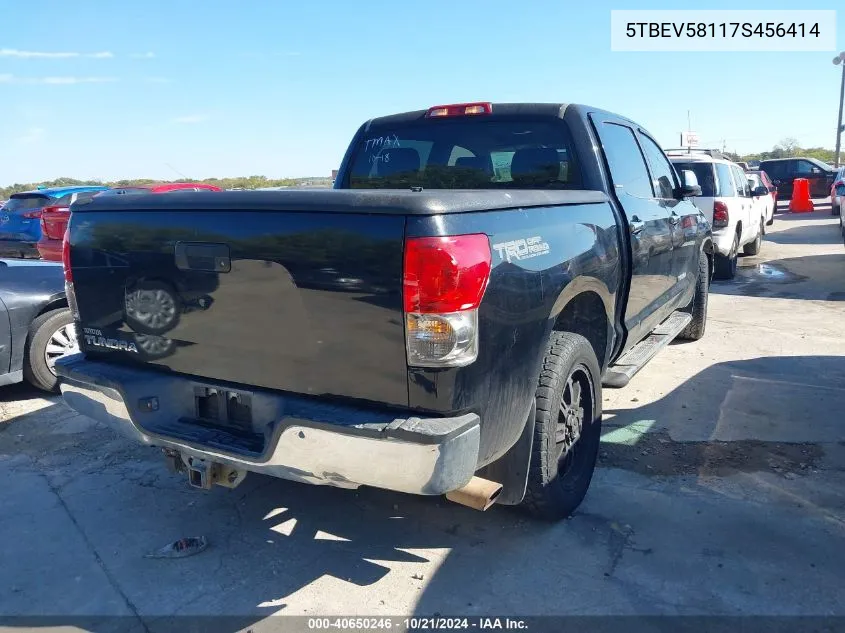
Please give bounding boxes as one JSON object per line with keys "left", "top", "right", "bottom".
{"left": 789, "top": 178, "right": 814, "bottom": 213}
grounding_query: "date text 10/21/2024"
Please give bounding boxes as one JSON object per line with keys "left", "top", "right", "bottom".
{"left": 307, "top": 617, "right": 529, "bottom": 630}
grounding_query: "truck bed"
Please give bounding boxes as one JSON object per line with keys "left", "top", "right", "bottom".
{"left": 67, "top": 189, "right": 609, "bottom": 409}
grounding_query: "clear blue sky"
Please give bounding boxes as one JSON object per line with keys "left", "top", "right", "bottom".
{"left": 0, "top": 0, "right": 842, "bottom": 184}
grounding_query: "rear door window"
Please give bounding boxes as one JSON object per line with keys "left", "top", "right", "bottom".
{"left": 671, "top": 162, "right": 716, "bottom": 197}
{"left": 761, "top": 162, "right": 786, "bottom": 179}
{"left": 715, "top": 163, "right": 737, "bottom": 197}
{"left": 595, "top": 122, "right": 653, "bottom": 199}
{"left": 732, "top": 165, "right": 751, "bottom": 197}
{"left": 347, "top": 118, "right": 581, "bottom": 189}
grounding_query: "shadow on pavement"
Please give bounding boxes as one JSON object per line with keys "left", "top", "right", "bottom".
{"left": 1, "top": 358, "right": 845, "bottom": 629}
{"left": 0, "top": 383, "right": 60, "bottom": 405}
{"left": 764, "top": 222, "right": 844, "bottom": 246}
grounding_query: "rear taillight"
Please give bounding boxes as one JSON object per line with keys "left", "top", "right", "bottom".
{"left": 403, "top": 234, "right": 491, "bottom": 367}
{"left": 22, "top": 209, "right": 43, "bottom": 219}
{"left": 61, "top": 230, "right": 72, "bottom": 282}
{"left": 712, "top": 201, "right": 729, "bottom": 229}
{"left": 40, "top": 205, "right": 69, "bottom": 239}
{"left": 62, "top": 229, "right": 81, "bottom": 320}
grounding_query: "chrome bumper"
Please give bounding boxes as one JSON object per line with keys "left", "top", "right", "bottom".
{"left": 56, "top": 355, "right": 481, "bottom": 495}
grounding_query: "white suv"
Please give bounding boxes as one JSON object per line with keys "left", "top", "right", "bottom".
{"left": 668, "top": 152, "right": 768, "bottom": 279}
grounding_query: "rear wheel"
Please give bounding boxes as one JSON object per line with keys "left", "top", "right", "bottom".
{"left": 521, "top": 332, "right": 602, "bottom": 521}
{"left": 714, "top": 232, "right": 739, "bottom": 280}
{"left": 743, "top": 219, "right": 764, "bottom": 256}
{"left": 678, "top": 251, "right": 709, "bottom": 341}
{"left": 23, "top": 309, "right": 78, "bottom": 392}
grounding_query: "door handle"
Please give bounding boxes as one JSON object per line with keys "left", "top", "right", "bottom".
{"left": 630, "top": 218, "right": 645, "bottom": 235}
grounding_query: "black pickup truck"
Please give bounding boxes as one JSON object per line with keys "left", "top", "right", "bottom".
{"left": 57, "top": 102, "right": 712, "bottom": 520}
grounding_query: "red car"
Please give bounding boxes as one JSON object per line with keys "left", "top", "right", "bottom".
{"left": 746, "top": 169, "right": 778, "bottom": 213}
{"left": 38, "top": 182, "right": 222, "bottom": 261}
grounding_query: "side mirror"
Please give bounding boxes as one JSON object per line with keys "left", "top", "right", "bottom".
{"left": 677, "top": 170, "right": 702, "bottom": 197}
{"left": 752, "top": 185, "right": 768, "bottom": 197}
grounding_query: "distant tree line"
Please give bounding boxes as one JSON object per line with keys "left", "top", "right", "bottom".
{"left": 724, "top": 138, "right": 838, "bottom": 164}
{"left": 0, "top": 175, "right": 333, "bottom": 200}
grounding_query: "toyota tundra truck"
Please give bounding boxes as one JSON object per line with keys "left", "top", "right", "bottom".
{"left": 56, "top": 102, "right": 712, "bottom": 520}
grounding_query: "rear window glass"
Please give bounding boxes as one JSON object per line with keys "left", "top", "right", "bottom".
{"left": 4, "top": 194, "right": 50, "bottom": 211}
{"left": 97, "top": 188, "right": 150, "bottom": 197}
{"left": 671, "top": 162, "right": 715, "bottom": 197}
{"left": 346, "top": 118, "right": 581, "bottom": 190}
{"left": 51, "top": 194, "right": 74, "bottom": 207}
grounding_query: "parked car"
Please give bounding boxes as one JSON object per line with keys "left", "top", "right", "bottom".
{"left": 758, "top": 157, "right": 837, "bottom": 199}
{"left": 57, "top": 101, "right": 712, "bottom": 521}
{"left": 37, "top": 183, "right": 222, "bottom": 262}
{"left": 37, "top": 189, "right": 110, "bottom": 261}
{"left": 746, "top": 169, "right": 779, "bottom": 213}
{"left": 668, "top": 152, "right": 768, "bottom": 279}
{"left": 97, "top": 182, "right": 223, "bottom": 197}
{"left": 0, "top": 259, "right": 76, "bottom": 392}
{"left": 0, "top": 186, "right": 109, "bottom": 259}
{"left": 736, "top": 162, "right": 750, "bottom": 171}
{"left": 746, "top": 171, "right": 777, "bottom": 225}
{"left": 830, "top": 166, "right": 845, "bottom": 217}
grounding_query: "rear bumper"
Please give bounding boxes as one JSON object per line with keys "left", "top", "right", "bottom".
{"left": 0, "top": 240, "right": 39, "bottom": 258}
{"left": 36, "top": 238, "right": 62, "bottom": 262}
{"left": 56, "top": 355, "right": 481, "bottom": 495}
{"left": 711, "top": 228, "right": 736, "bottom": 256}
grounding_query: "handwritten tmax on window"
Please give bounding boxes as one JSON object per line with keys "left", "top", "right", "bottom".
{"left": 364, "top": 135, "right": 400, "bottom": 153}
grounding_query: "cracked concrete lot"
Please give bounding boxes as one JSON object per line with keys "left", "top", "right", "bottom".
{"left": 1, "top": 201, "right": 844, "bottom": 629}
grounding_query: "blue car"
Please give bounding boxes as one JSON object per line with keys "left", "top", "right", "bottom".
{"left": 0, "top": 185, "right": 109, "bottom": 258}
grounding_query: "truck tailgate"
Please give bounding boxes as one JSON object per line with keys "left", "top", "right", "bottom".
{"left": 68, "top": 209, "right": 409, "bottom": 407}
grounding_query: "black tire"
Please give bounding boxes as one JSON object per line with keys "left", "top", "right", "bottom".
{"left": 678, "top": 251, "right": 709, "bottom": 341}
{"left": 23, "top": 309, "right": 76, "bottom": 393}
{"left": 713, "top": 232, "right": 739, "bottom": 280}
{"left": 521, "top": 332, "right": 602, "bottom": 521}
{"left": 743, "top": 219, "right": 763, "bottom": 256}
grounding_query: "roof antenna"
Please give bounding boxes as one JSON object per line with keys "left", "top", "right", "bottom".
{"left": 165, "top": 162, "right": 189, "bottom": 180}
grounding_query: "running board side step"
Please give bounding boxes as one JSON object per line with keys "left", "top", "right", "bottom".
{"left": 602, "top": 311, "right": 692, "bottom": 389}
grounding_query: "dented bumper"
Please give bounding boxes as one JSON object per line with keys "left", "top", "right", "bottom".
{"left": 55, "top": 354, "right": 481, "bottom": 495}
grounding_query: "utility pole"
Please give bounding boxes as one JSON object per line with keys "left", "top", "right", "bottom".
{"left": 834, "top": 52, "right": 845, "bottom": 167}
